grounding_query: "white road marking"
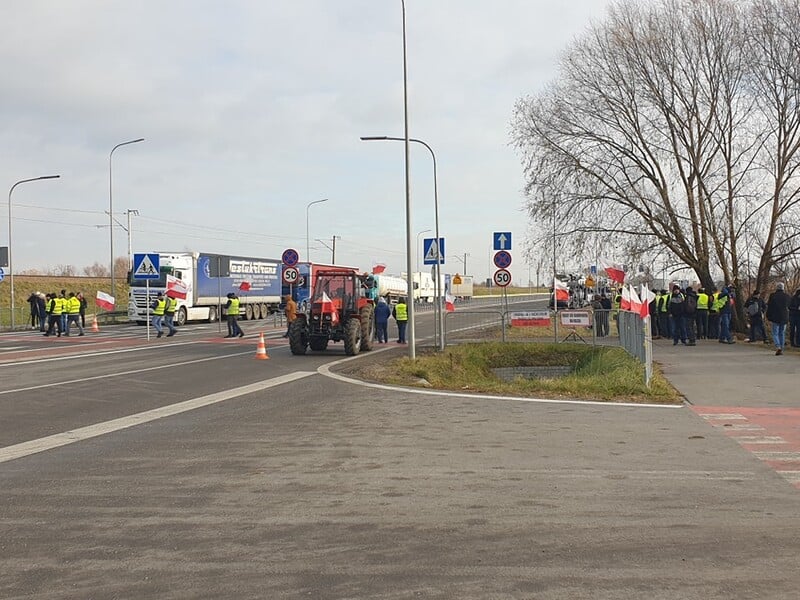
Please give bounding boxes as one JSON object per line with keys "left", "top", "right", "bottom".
{"left": 0, "top": 371, "right": 315, "bottom": 464}
{"left": 777, "top": 471, "right": 800, "bottom": 483}
{"left": 0, "top": 350, "right": 255, "bottom": 395}
{"left": 0, "top": 339, "right": 203, "bottom": 367}
{"left": 700, "top": 413, "right": 747, "bottom": 420}
{"left": 731, "top": 436, "right": 787, "bottom": 445}
{"left": 753, "top": 451, "right": 800, "bottom": 461}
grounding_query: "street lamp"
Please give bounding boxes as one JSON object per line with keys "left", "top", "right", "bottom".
{"left": 110, "top": 138, "right": 144, "bottom": 302}
{"left": 306, "top": 199, "right": 328, "bottom": 264}
{"left": 416, "top": 229, "right": 431, "bottom": 274}
{"left": 8, "top": 175, "right": 60, "bottom": 329}
{"left": 126, "top": 209, "right": 139, "bottom": 269}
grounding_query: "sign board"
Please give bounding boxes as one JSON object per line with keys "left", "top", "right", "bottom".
{"left": 585, "top": 276, "right": 595, "bottom": 287}
{"left": 493, "top": 232, "right": 512, "bottom": 250}
{"left": 423, "top": 238, "right": 445, "bottom": 265}
{"left": 510, "top": 310, "right": 550, "bottom": 327}
{"left": 0, "top": 246, "right": 7, "bottom": 268}
{"left": 452, "top": 273, "right": 462, "bottom": 285}
{"left": 132, "top": 253, "right": 160, "bottom": 280}
{"left": 282, "top": 266, "right": 299, "bottom": 284}
{"left": 493, "top": 268, "right": 511, "bottom": 287}
{"left": 493, "top": 250, "right": 512, "bottom": 269}
{"left": 282, "top": 248, "right": 299, "bottom": 267}
{"left": 560, "top": 310, "right": 591, "bottom": 327}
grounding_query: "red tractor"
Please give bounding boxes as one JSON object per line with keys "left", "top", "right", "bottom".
{"left": 288, "top": 269, "right": 376, "bottom": 355}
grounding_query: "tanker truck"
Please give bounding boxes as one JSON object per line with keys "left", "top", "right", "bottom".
{"left": 128, "top": 251, "right": 283, "bottom": 325}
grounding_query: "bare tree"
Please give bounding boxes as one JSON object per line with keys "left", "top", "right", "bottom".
{"left": 83, "top": 262, "right": 109, "bottom": 277}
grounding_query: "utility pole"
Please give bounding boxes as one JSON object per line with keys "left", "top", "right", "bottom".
{"left": 332, "top": 235, "right": 339, "bottom": 264}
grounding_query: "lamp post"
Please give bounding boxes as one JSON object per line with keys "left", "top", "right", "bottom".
{"left": 8, "top": 175, "right": 60, "bottom": 329}
{"left": 306, "top": 199, "right": 329, "bottom": 264}
{"left": 416, "top": 229, "right": 431, "bottom": 274}
{"left": 126, "top": 209, "right": 139, "bottom": 269}
{"left": 110, "top": 138, "right": 144, "bottom": 302}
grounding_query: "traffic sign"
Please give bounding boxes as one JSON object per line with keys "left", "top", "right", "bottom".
{"left": 282, "top": 248, "right": 299, "bottom": 267}
{"left": 132, "top": 253, "right": 160, "bottom": 280}
{"left": 493, "top": 268, "right": 512, "bottom": 287}
{"left": 423, "top": 238, "right": 445, "bottom": 265}
{"left": 493, "top": 232, "right": 512, "bottom": 250}
{"left": 493, "top": 250, "right": 512, "bottom": 269}
{"left": 453, "top": 273, "right": 462, "bottom": 285}
{"left": 282, "top": 266, "right": 299, "bottom": 284}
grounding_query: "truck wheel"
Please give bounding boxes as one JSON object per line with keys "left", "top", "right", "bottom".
{"left": 288, "top": 318, "right": 308, "bottom": 355}
{"left": 359, "top": 305, "right": 375, "bottom": 351}
{"left": 208, "top": 305, "right": 218, "bottom": 323}
{"left": 245, "top": 304, "right": 254, "bottom": 320}
{"left": 176, "top": 307, "right": 187, "bottom": 327}
{"left": 343, "top": 319, "right": 362, "bottom": 356}
{"left": 309, "top": 336, "right": 329, "bottom": 351}
{"left": 259, "top": 303, "right": 268, "bottom": 319}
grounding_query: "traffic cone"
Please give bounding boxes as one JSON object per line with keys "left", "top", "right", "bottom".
{"left": 92, "top": 316, "right": 100, "bottom": 333}
{"left": 255, "top": 333, "right": 269, "bottom": 360}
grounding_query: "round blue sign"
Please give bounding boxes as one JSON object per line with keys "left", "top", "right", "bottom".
{"left": 493, "top": 250, "right": 512, "bottom": 269}
{"left": 282, "top": 248, "right": 299, "bottom": 267}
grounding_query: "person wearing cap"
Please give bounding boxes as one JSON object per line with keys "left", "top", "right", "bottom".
{"left": 224, "top": 292, "right": 244, "bottom": 338}
{"left": 150, "top": 291, "right": 167, "bottom": 339}
{"left": 766, "top": 282, "right": 790, "bottom": 355}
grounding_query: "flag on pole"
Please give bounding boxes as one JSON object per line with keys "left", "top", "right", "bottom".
{"left": 640, "top": 284, "right": 656, "bottom": 319}
{"left": 166, "top": 275, "right": 189, "bottom": 300}
{"left": 239, "top": 281, "right": 251, "bottom": 292}
{"left": 372, "top": 263, "right": 387, "bottom": 275}
{"left": 628, "top": 284, "right": 643, "bottom": 316}
{"left": 620, "top": 285, "right": 631, "bottom": 310}
{"left": 445, "top": 293, "right": 456, "bottom": 312}
{"left": 601, "top": 259, "right": 626, "bottom": 284}
{"left": 554, "top": 278, "right": 569, "bottom": 302}
{"left": 95, "top": 291, "right": 115, "bottom": 311}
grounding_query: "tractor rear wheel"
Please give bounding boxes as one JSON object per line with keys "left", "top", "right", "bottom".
{"left": 288, "top": 318, "right": 308, "bottom": 355}
{"left": 309, "top": 336, "right": 329, "bottom": 351}
{"left": 359, "top": 304, "right": 375, "bottom": 351}
{"left": 343, "top": 318, "right": 362, "bottom": 356}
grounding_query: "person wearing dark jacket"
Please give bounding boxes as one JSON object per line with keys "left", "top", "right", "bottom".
{"left": 766, "top": 282, "right": 791, "bottom": 355}
{"left": 374, "top": 297, "right": 392, "bottom": 343}
{"left": 744, "top": 290, "right": 767, "bottom": 344}
{"left": 683, "top": 286, "right": 698, "bottom": 345}
{"left": 668, "top": 286, "right": 687, "bottom": 346}
{"left": 788, "top": 289, "right": 800, "bottom": 348}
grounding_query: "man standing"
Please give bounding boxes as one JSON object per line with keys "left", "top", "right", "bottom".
{"left": 695, "top": 287, "right": 709, "bottom": 339}
{"left": 718, "top": 288, "right": 734, "bottom": 344}
{"left": 163, "top": 293, "right": 178, "bottom": 337}
{"left": 683, "top": 286, "right": 698, "bottom": 345}
{"left": 669, "top": 285, "right": 687, "bottom": 346}
{"left": 282, "top": 295, "right": 297, "bottom": 338}
{"left": 225, "top": 293, "right": 244, "bottom": 338}
{"left": 151, "top": 292, "right": 166, "bottom": 339}
{"left": 44, "top": 292, "right": 63, "bottom": 337}
{"left": 392, "top": 297, "right": 408, "bottom": 344}
{"left": 374, "top": 296, "right": 392, "bottom": 343}
{"left": 744, "top": 290, "right": 767, "bottom": 344}
{"left": 64, "top": 292, "right": 84, "bottom": 336}
{"left": 788, "top": 288, "right": 800, "bottom": 348}
{"left": 766, "top": 283, "right": 790, "bottom": 356}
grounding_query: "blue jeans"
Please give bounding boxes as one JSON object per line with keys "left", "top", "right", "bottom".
{"left": 671, "top": 315, "right": 686, "bottom": 343}
{"left": 152, "top": 314, "right": 163, "bottom": 334}
{"left": 376, "top": 321, "right": 389, "bottom": 343}
{"left": 719, "top": 311, "right": 732, "bottom": 342}
{"left": 772, "top": 323, "right": 786, "bottom": 350}
{"left": 397, "top": 321, "right": 407, "bottom": 343}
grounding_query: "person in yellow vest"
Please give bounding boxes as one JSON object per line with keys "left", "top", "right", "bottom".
{"left": 64, "top": 292, "right": 85, "bottom": 336}
{"left": 44, "top": 291, "right": 63, "bottom": 337}
{"left": 163, "top": 293, "right": 178, "bottom": 337}
{"left": 695, "top": 287, "right": 710, "bottom": 339}
{"left": 708, "top": 288, "right": 721, "bottom": 339}
{"left": 150, "top": 292, "right": 167, "bottom": 338}
{"left": 225, "top": 293, "right": 244, "bottom": 338}
{"left": 392, "top": 298, "right": 408, "bottom": 344}
{"left": 59, "top": 289, "right": 68, "bottom": 333}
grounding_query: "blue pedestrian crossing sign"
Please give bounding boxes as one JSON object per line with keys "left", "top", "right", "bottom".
{"left": 493, "top": 232, "right": 512, "bottom": 250}
{"left": 423, "top": 238, "right": 445, "bottom": 265}
{"left": 133, "top": 253, "right": 160, "bottom": 280}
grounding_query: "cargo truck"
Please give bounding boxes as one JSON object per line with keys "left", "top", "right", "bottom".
{"left": 128, "top": 251, "right": 282, "bottom": 326}
{"left": 446, "top": 274, "right": 473, "bottom": 301}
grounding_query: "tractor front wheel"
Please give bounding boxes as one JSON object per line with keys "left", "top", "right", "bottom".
{"left": 288, "top": 317, "right": 309, "bottom": 355}
{"left": 343, "top": 319, "right": 362, "bottom": 356}
{"left": 359, "top": 305, "right": 375, "bottom": 352}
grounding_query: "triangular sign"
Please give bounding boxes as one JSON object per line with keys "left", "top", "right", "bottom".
{"left": 134, "top": 254, "right": 158, "bottom": 276}
{"left": 424, "top": 240, "right": 439, "bottom": 262}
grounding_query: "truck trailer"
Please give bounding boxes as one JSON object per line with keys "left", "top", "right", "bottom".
{"left": 128, "top": 252, "right": 282, "bottom": 325}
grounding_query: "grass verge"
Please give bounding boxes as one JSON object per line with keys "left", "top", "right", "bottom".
{"left": 350, "top": 342, "right": 681, "bottom": 404}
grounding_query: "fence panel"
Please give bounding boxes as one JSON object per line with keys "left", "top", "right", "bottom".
{"left": 444, "top": 310, "right": 505, "bottom": 345}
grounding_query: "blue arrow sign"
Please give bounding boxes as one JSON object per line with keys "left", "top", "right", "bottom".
{"left": 423, "top": 238, "right": 445, "bottom": 265}
{"left": 132, "top": 253, "right": 160, "bottom": 280}
{"left": 493, "top": 232, "right": 512, "bottom": 250}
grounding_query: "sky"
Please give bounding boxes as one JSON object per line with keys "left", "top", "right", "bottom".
{"left": 1, "top": 0, "right": 612, "bottom": 285}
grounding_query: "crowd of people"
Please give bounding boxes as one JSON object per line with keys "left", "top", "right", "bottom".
{"left": 27, "top": 290, "right": 87, "bottom": 338}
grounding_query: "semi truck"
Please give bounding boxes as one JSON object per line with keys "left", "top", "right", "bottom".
{"left": 128, "top": 251, "right": 283, "bottom": 326}
{"left": 373, "top": 273, "right": 409, "bottom": 303}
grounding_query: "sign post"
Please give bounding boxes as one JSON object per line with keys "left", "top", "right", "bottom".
{"left": 133, "top": 253, "right": 160, "bottom": 340}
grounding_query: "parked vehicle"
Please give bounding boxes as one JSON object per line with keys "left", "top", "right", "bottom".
{"left": 127, "top": 252, "right": 282, "bottom": 325}
{"left": 447, "top": 274, "right": 474, "bottom": 301}
{"left": 282, "top": 262, "right": 359, "bottom": 312}
{"left": 373, "top": 273, "right": 409, "bottom": 304}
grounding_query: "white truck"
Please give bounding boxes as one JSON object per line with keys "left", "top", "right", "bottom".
{"left": 128, "top": 251, "right": 283, "bottom": 325}
{"left": 448, "top": 274, "right": 474, "bottom": 301}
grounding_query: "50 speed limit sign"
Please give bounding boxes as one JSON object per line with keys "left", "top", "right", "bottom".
{"left": 493, "top": 268, "right": 512, "bottom": 287}
{"left": 282, "top": 266, "right": 299, "bottom": 284}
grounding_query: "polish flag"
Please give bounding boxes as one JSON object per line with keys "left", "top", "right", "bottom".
{"left": 321, "top": 292, "right": 339, "bottom": 324}
{"left": 601, "top": 259, "right": 626, "bottom": 284}
{"left": 445, "top": 294, "right": 456, "bottom": 312}
{"left": 640, "top": 284, "right": 656, "bottom": 319}
{"left": 95, "top": 291, "right": 115, "bottom": 311}
{"left": 554, "top": 278, "right": 569, "bottom": 302}
{"left": 166, "top": 275, "right": 188, "bottom": 300}
{"left": 239, "top": 281, "right": 251, "bottom": 292}
{"left": 628, "top": 284, "right": 643, "bottom": 316}
{"left": 620, "top": 285, "right": 631, "bottom": 311}
{"left": 372, "top": 264, "right": 387, "bottom": 275}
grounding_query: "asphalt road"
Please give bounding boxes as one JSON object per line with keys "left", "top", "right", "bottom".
{"left": 1, "top": 300, "right": 798, "bottom": 599}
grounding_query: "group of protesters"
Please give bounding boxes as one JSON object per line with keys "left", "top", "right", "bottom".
{"left": 27, "top": 290, "right": 88, "bottom": 338}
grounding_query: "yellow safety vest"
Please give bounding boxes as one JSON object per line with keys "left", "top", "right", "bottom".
{"left": 153, "top": 299, "right": 166, "bottom": 316}
{"left": 395, "top": 303, "right": 408, "bottom": 321}
{"left": 165, "top": 297, "right": 178, "bottom": 314}
{"left": 49, "top": 298, "right": 63, "bottom": 315}
{"left": 67, "top": 296, "right": 81, "bottom": 314}
{"left": 711, "top": 292, "right": 724, "bottom": 312}
{"left": 697, "top": 293, "right": 709, "bottom": 310}
{"left": 227, "top": 298, "right": 240, "bottom": 316}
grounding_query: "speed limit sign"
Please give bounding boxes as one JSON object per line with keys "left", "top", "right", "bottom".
{"left": 493, "top": 268, "right": 512, "bottom": 287}
{"left": 282, "top": 266, "right": 299, "bottom": 284}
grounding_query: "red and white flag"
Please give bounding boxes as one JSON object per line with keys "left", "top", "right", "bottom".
{"left": 166, "top": 275, "right": 188, "bottom": 300}
{"left": 640, "top": 284, "right": 656, "bottom": 319}
{"left": 239, "top": 281, "right": 251, "bottom": 292}
{"left": 372, "top": 263, "right": 387, "bottom": 275}
{"left": 445, "top": 294, "right": 456, "bottom": 313}
{"left": 554, "top": 278, "right": 569, "bottom": 302}
{"left": 620, "top": 285, "right": 631, "bottom": 311}
{"left": 628, "top": 284, "right": 643, "bottom": 316}
{"left": 601, "top": 259, "right": 626, "bottom": 284}
{"left": 95, "top": 291, "right": 115, "bottom": 311}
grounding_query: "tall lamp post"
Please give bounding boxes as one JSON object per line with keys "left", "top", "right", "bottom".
{"left": 306, "top": 198, "right": 329, "bottom": 264}
{"left": 109, "top": 138, "right": 144, "bottom": 302}
{"left": 416, "top": 229, "right": 431, "bottom": 274}
{"left": 360, "top": 136, "right": 442, "bottom": 350}
{"left": 8, "top": 175, "right": 60, "bottom": 329}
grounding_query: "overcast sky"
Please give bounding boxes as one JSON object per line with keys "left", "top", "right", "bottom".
{"left": 1, "top": 0, "right": 611, "bottom": 284}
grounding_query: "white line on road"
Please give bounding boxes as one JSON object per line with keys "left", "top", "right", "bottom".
{"left": 0, "top": 371, "right": 315, "bottom": 464}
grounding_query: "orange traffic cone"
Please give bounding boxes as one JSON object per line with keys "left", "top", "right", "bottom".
{"left": 255, "top": 333, "right": 269, "bottom": 360}
{"left": 92, "top": 316, "right": 100, "bottom": 333}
